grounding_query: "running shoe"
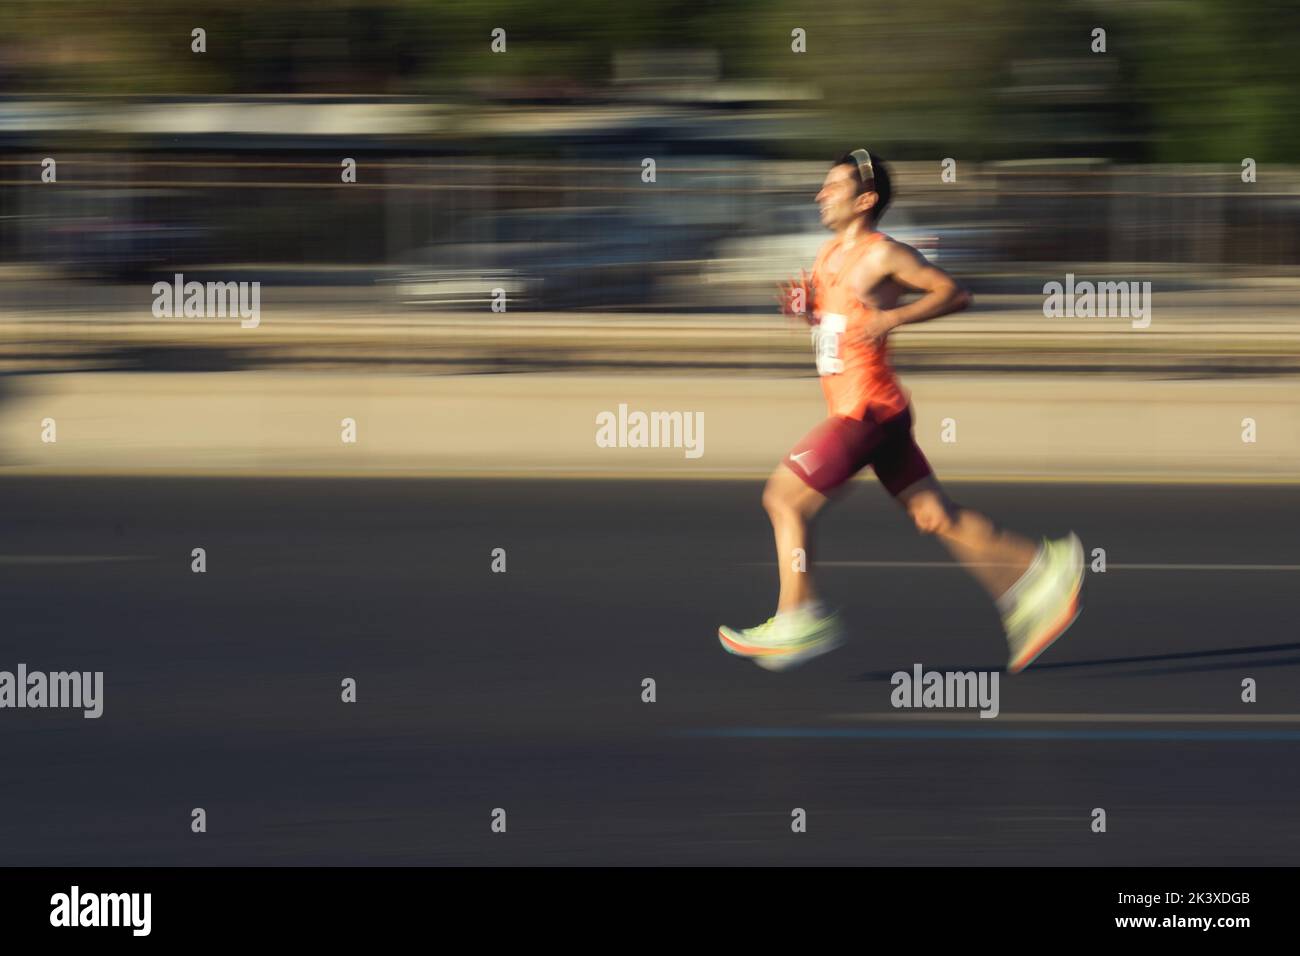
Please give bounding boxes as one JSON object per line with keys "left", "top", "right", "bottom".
{"left": 1003, "top": 532, "right": 1084, "bottom": 674}
{"left": 718, "top": 605, "right": 844, "bottom": 671}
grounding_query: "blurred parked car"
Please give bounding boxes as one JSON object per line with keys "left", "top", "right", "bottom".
{"left": 394, "top": 207, "right": 715, "bottom": 310}
{"left": 41, "top": 190, "right": 209, "bottom": 281}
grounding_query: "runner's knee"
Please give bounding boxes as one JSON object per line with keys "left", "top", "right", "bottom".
{"left": 759, "top": 476, "right": 790, "bottom": 515}
{"left": 762, "top": 479, "right": 796, "bottom": 518}
{"left": 764, "top": 470, "right": 820, "bottom": 522}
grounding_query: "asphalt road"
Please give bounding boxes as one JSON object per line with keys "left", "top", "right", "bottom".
{"left": 2, "top": 477, "right": 1299, "bottom": 865}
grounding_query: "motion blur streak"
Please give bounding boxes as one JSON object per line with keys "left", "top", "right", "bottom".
{"left": 2, "top": 0, "right": 1299, "bottom": 868}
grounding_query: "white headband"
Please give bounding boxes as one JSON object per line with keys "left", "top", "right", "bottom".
{"left": 850, "top": 148, "right": 875, "bottom": 183}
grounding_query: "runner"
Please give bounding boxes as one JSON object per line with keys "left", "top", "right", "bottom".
{"left": 719, "top": 149, "right": 1083, "bottom": 673}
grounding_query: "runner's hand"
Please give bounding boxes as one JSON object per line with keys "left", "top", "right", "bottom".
{"left": 846, "top": 309, "right": 898, "bottom": 347}
{"left": 776, "top": 270, "right": 816, "bottom": 325}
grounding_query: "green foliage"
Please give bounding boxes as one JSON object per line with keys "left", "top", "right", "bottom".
{"left": 2, "top": 0, "right": 1297, "bottom": 159}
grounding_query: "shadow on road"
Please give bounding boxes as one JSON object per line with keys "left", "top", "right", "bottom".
{"left": 854, "top": 640, "right": 1300, "bottom": 681}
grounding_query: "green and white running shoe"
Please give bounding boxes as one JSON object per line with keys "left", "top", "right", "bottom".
{"left": 1002, "top": 532, "right": 1084, "bottom": 674}
{"left": 718, "top": 604, "right": 844, "bottom": 672}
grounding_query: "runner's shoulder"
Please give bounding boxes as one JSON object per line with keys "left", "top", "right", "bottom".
{"left": 871, "top": 230, "right": 901, "bottom": 251}
{"left": 866, "top": 232, "right": 923, "bottom": 266}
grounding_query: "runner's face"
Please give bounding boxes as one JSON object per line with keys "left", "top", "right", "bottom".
{"left": 816, "top": 164, "right": 868, "bottom": 231}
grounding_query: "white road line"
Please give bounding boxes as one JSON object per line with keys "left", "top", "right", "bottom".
{"left": 832, "top": 713, "right": 1300, "bottom": 723}
{"left": 0, "top": 555, "right": 151, "bottom": 565}
{"left": 801, "top": 561, "right": 1300, "bottom": 571}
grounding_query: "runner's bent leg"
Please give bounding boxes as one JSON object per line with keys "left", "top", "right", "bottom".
{"left": 895, "top": 476, "right": 1038, "bottom": 601}
{"left": 762, "top": 464, "right": 830, "bottom": 613}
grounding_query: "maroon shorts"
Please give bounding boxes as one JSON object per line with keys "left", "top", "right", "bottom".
{"left": 782, "top": 406, "right": 933, "bottom": 497}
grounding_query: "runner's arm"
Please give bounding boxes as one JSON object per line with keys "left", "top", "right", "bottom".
{"left": 871, "top": 241, "right": 972, "bottom": 331}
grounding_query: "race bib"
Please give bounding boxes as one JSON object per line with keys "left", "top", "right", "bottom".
{"left": 812, "top": 312, "right": 846, "bottom": 375}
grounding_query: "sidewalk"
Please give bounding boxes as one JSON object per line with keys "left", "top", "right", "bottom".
{"left": 3, "top": 371, "right": 1296, "bottom": 481}
{"left": 6, "top": 299, "right": 1300, "bottom": 374}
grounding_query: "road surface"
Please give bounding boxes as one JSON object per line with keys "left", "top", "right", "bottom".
{"left": 2, "top": 477, "right": 1298, "bottom": 865}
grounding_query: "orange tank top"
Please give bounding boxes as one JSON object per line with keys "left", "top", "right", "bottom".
{"left": 809, "top": 231, "right": 908, "bottom": 421}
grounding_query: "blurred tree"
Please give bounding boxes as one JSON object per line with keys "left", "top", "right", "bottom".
{"left": 0, "top": 0, "right": 1296, "bottom": 160}
{"left": 1124, "top": 0, "right": 1300, "bottom": 162}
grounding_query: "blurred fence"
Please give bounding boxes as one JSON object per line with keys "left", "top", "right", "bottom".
{"left": 2, "top": 156, "right": 1297, "bottom": 283}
